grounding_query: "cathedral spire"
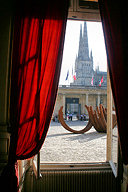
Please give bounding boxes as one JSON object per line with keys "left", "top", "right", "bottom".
{"left": 82, "top": 21, "right": 89, "bottom": 59}
{"left": 78, "top": 24, "right": 83, "bottom": 60}
{"left": 78, "top": 21, "right": 89, "bottom": 60}
{"left": 90, "top": 50, "right": 93, "bottom": 60}
{"left": 83, "top": 22, "right": 88, "bottom": 41}
{"left": 80, "top": 24, "right": 82, "bottom": 41}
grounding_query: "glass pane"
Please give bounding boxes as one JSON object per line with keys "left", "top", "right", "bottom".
{"left": 33, "top": 154, "right": 37, "bottom": 169}
{"left": 112, "top": 107, "right": 118, "bottom": 167}
{"left": 112, "top": 125, "right": 118, "bottom": 165}
{"left": 81, "top": 0, "right": 98, "bottom": 2}
{"left": 79, "top": 0, "right": 99, "bottom": 9}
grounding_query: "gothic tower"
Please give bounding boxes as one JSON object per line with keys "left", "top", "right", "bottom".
{"left": 72, "top": 22, "right": 94, "bottom": 86}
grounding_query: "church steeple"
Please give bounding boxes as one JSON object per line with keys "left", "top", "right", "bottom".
{"left": 82, "top": 22, "right": 89, "bottom": 59}
{"left": 83, "top": 21, "right": 88, "bottom": 38}
{"left": 90, "top": 50, "right": 93, "bottom": 61}
{"left": 70, "top": 21, "right": 107, "bottom": 87}
{"left": 72, "top": 21, "right": 94, "bottom": 86}
{"left": 80, "top": 24, "right": 82, "bottom": 42}
{"left": 78, "top": 21, "right": 89, "bottom": 60}
{"left": 78, "top": 24, "right": 83, "bottom": 60}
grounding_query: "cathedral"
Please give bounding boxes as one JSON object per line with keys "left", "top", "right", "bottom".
{"left": 71, "top": 21, "right": 107, "bottom": 87}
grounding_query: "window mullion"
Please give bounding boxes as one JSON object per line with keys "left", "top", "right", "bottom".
{"left": 106, "top": 67, "right": 112, "bottom": 161}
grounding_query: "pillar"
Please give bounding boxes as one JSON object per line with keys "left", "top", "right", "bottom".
{"left": 85, "top": 93, "right": 88, "bottom": 114}
{"left": 97, "top": 93, "right": 100, "bottom": 106}
{"left": 81, "top": 94, "right": 86, "bottom": 114}
{"left": 0, "top": 14, "right": 11, "bottom": 173}
{"left": 62, "top": 94, "right": 65, "bottom": 118}
{"left": 86, "top": 93, "right": 88, "bottom": 106}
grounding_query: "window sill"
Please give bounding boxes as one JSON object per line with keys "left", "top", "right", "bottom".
{"left": 40, "top": 162, "right": 111, "bottom": 171}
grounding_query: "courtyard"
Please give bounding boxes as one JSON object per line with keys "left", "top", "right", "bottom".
{"left": 40, "top": 120, "right": 107, "bottom": 163}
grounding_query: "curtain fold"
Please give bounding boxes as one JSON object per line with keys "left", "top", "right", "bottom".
{"left": 99, "top": 0, "right": 128, "bottom": 165}
{"left": 10, "top": 16, "right": 67, "bottom": 160}
{"left": 2, "top": 0, "right": 69, "bottom": 191}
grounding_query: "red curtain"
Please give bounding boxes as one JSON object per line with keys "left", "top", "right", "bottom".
{"left": 99, "top": 0, "right": 128, "bottom": 165}
{"left": 10, "top": 16, "right": 67, "bottom": 161}
{"left": 2, "top": 0, "right": 69, "bottom": 191}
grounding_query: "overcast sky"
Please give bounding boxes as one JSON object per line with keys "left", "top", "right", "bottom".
{"left": 59, "top": 20, "right": 107, "bottom": 85}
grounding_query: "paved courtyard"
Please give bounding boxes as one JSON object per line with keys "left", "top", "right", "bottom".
{"left": 40, "top": 120, "right": 107, "bottom": 163}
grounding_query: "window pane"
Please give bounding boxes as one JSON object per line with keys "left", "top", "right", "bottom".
{"left": 81, "top": 0, "right": 98, "bottom": 2}
{"left": 79, "top": 0, "right": 99, "bottom": 9}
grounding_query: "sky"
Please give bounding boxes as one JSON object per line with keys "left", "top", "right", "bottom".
{"left": 59, "top": 20, "right": 107, "bottom": 85}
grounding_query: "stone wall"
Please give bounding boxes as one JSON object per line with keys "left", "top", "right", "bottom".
{"left": 53, "top": 86, "right": 107, "bottom": 118}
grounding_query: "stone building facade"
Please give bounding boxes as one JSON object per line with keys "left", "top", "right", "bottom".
{"left": 53, "top": 85, "right": 107, "bottom": 118}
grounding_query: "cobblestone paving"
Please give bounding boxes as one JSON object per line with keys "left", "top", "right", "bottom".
{"left": 40, "top": 120, "right": 107, "bottom": 163}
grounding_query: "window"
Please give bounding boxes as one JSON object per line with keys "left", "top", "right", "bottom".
{"left": 32, "top": 0, "right": 119, "bottom": 178}
{"left": 107, "top": 74, "right": 118, "bottom": 177}
{"left": 79, "top": 0, "right": 98, "bottom": 10}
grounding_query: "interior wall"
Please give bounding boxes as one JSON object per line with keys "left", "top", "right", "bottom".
{"left": 121, "top": 164, "right": 128, "bottom": 192}
{"left": 0, "top": 12, "right": 12, "bottom": 174}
